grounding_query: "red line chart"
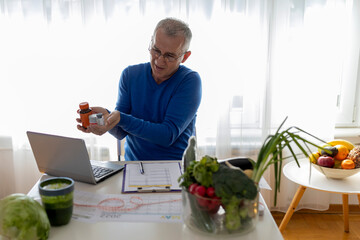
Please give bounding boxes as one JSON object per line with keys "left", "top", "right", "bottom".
{"left": 74, "top": 194, "right": 182, "bottom": 213}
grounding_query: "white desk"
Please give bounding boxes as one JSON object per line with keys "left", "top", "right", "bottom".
{"left": 279, "top": 158, "right": 360, "bottom": 233}
{"left": 27, "top": 162, "right": 283, "bottom": 240}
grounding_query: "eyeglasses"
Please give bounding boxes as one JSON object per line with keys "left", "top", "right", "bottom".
{"left": 148, "top": 44, "right": 186, "bottom": 62}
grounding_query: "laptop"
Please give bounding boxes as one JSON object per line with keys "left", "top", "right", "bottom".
{"left": 26, "top": 131, "right": 125, "bottom": 184}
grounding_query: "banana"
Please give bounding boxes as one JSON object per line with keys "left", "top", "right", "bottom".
{"left": 327, "top": 139, "right": 355, "bottom": 151}
{"left": 309, "top": 152, "right": 320, "bottom": 164}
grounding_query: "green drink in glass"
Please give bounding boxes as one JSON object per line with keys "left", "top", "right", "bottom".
{"left": 39, "top": 177, "right": 74, "bottom": 226}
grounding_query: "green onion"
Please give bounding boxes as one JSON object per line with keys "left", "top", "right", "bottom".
{"left": 250, "top": 116, "right": 328, "bottom": 205}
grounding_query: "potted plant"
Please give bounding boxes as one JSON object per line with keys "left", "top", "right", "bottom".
{"left": 179, "top": 117, "right": 327, "bottom": 235}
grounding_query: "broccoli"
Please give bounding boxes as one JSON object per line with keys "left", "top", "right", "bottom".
{"left": 212, "top": 164, "right": 258, "bottom": 202}
{"left": 224, "top": 196, "right": 241, "bottom": 230}
{"left": 212, "top": 164, "right": 258, "bottom": 231}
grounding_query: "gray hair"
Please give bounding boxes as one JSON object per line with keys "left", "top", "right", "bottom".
{"left": 153, "top": 18, "right": 192, "bottom": 52}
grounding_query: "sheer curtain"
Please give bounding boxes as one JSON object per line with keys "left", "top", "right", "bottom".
{"left": 264, "top": 0, "right": 346, "bottom": 211}
{"left": 0, "top": 0, "right": 357, "bottom": 212}
{"left": 195, "top": 0, "right": 355, "bottom": 211}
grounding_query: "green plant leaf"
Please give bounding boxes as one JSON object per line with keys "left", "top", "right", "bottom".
{"left": 251, "top": 117, "right": 328, "bottom": 206}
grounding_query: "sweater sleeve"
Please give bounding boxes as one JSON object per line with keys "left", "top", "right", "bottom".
{"left": 108, "top": 68, "right": 131, "bottom": 140}
{"left": 116, "top": 70, "right": 201, "bottom": 147}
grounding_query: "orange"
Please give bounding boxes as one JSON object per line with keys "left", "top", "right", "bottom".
{"left": 334, "top": 144, "right": 349, "bottom": 160}
{"left": 341, "top": 159, "right": 355, "bottom": 169}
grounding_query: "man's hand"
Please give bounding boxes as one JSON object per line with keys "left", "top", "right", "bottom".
{"left": 76, "top": 107, "right": 120, "bottom": 136}
{"left": 104, "top": 110, "right": 121, "bottom": 129}
{"left": 89, "top": 110, "right": 120, "bottom": 135}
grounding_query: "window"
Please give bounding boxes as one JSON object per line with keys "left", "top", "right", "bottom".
{"left": 0, "top": 0, "right": 359, "bottom": 160}
{"left": 335, "top": 0, "right": 360, "bottom": 127}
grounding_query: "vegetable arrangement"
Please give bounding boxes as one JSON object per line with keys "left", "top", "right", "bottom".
{"left": 179, "top": 155, "right": 258, "bottom": 233}
{"left": 179, "top": 117, "right": 327, "bottom": 234}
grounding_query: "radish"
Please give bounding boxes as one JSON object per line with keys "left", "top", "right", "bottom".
{"left": 206, "top": 187, "right": 215, "bottom": 197}
{"left": 195, "top": 185, "right": 206, "bottom": 196}
{"left": 189, "top": 183, "right": 198, "bottom": 194}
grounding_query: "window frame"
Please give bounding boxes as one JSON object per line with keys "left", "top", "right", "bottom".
{"left": 335, "top": 0, "right": 360, "bottom": 128}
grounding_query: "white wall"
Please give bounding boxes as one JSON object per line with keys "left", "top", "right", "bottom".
{"left": 0, "top": 137, "right": 42, "bottom": 198}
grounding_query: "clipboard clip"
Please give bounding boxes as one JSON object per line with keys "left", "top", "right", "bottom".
{"left": 137, "top": 186, "right": 171, "bottom": 193}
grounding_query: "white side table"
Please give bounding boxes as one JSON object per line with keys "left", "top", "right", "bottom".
{"left": 279, "top": 158, "right": 360, "bottom": 233}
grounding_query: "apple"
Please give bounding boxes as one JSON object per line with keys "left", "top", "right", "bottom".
{"left": 317, "top": 156, "right": 335, "bottom": 168}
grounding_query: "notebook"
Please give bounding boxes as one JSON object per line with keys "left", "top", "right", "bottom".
{"left": 26, "top": 131, "right": 125, "bottom": 184}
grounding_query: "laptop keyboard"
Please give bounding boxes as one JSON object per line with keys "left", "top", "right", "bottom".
{"left": 92, "top": 166, "right": 114, "bottom": 178}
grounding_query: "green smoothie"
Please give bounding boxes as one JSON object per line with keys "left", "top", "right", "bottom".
{"left": 39, "top": 177, "right": 74, "bottom": 226}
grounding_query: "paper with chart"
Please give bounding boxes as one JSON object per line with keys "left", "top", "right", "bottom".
{"left": 72, "top": 190, "right": 182, "bottom": 223}
{"left": 122, "top": 162, "right": 182, "bottom": 193}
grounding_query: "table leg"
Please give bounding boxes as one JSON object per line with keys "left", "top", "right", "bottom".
{"left": 279, "top": 185, "right": 307, "bottom": 232}
{"left": 342, "top": 194, "right": 349, "bottom": 233}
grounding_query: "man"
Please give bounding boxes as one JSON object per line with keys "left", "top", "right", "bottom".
{"left": 77, "top": 18, "right": 202, "bottom": 161}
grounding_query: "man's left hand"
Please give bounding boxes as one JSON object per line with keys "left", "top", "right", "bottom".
{"left": 87, "top": 110, "right": 120, "bottom": 136}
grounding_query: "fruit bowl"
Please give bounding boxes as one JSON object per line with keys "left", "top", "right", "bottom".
{"left": 312, "top": 163, "right": 360, "bottom": 179}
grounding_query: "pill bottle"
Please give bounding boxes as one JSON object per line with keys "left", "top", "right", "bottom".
{"left": 96, "top": 113, "right": 105, "bottom": 126}
{"left": 89, "top": 114, "right": 98, "bottom": 126}
{"left": 78, "top": 102, "right": 92, "bottom": 129}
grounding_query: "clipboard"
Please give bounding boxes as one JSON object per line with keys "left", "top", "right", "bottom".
{"left": 121, "top": 162, "right": 183, "bottom": 193}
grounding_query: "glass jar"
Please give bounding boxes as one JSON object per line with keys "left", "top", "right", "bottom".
{"left": 182, "top": 187, "right": 259, "bottom": 236}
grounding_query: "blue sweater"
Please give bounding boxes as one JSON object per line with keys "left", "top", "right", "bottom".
{"left": 109, "top": 63, "right": 202, "bottom": 161}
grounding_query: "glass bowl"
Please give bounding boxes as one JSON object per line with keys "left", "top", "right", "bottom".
{"left": 182, "top": 187, "right": 259, "bottom": 236}
{"left": 312, "top": 163, "right": 360, "bottom": 179}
